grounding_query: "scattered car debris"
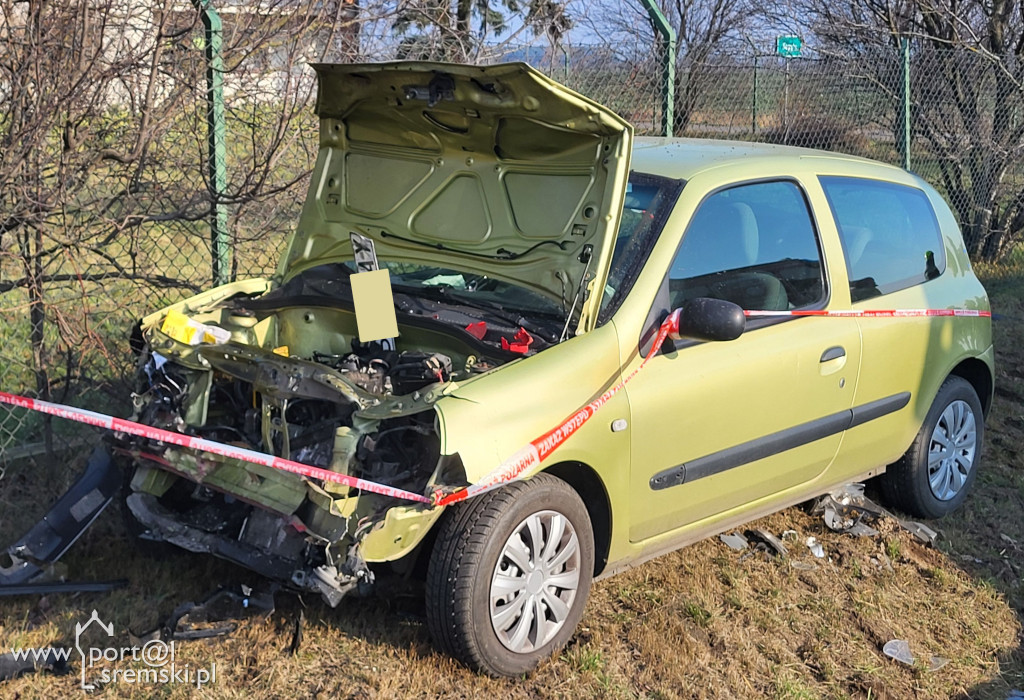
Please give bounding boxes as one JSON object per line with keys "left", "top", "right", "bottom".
{"left": 0, "top": 447, "right": 120, "bottom": 588}
{"left": 790, "top": 561, "right": 818, "bottom": 571}
{"left": 0, "top": 579, "right": 128, "bottom": 597}
{"left": 882, "top": 639, "right": 949, "bottom": 671}
{"left": 873, "top": 552, "right": 896, "bottom": 573}
{"left": 718, "top": 532, "right": 749, "bottom": 551}
{"left": 130, "top": 584, "right": 276, "bottom": 645}
{"left": 900, "top": 520, "right": 939, "bottom": 546}
{"left": 0, "top": 647, "right": 70, "bottom": 682}
{"left": 812, "top": 483, "right": 883, "bottom": 537}
{"left": 287, "top": 609, "right": 305, "bottom": 655}
{"left": 747, "top": 529, "right": 789, "bottom": 557}
{"left": 813, "top": 483, "right": 939, "bottom": 545}
{"left": 882, "top": 639, "right": 915, "bottom": 665}
{"left": 806, "top": 537, "right": 826, "bottom": 559}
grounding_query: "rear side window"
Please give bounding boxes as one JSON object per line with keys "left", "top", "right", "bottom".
{"left": 819, "top": 176, "right": 945, "bottom": 302}
{"left": 668, "top": 180, "right": 825, "bottom": 311}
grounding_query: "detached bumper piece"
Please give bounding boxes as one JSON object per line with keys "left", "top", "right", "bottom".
{"left": 0, "top": 446, "right": 122, "bottom": 588}
{"left": 125, "top": 492, "right": 374, "bottom": 607}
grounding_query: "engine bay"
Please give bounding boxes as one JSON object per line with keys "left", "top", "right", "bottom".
{"left": 118, "top": 262, "right": 568, "bottom": 605}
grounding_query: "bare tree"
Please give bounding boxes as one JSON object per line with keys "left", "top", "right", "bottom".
{"left": 791, "top": 0, "right": 1024, "bottom": 262}
{"left": 391, "top": 0, "right": 572, "bottom": 61}
{"left": 0, "top": 0, "right": 376, "bottom": 452}
{"left": 580, "top": 0, "right": 759, "bottom": 134}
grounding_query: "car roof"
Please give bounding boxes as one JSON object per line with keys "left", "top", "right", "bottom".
{"left": 630, "top": 137, "right": 911, "bottom": 183}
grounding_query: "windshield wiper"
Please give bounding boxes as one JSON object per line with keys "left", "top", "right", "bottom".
{"left": 392, "top": 284, "right": 559, "bottom": 342}
{"left": 380, "top": 230, "right": 571, "bottom": 260}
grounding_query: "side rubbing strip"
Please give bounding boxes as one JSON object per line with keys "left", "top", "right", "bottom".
{"left": 851, "top": 391, "right": 910, "bottom": 426}
{"left": 649, "top": 392, "right": 912, "bottom": 491}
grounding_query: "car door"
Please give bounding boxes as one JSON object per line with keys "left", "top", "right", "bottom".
{"left": 817, "top": 175, "right": 966, "bottom": 476}
{"left": 624, "top": 179, "right": 863, "bottom": 543}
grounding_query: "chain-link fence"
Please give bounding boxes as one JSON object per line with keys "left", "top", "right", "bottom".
{"left": 672, "top": 45, "right": 1024, "bottom": 282}
{"left": 1, "top": 4, "right": 1021, "bottom": 464}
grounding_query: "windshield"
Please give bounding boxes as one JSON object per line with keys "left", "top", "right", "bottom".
{"left": 598, "top": 172, "right": 685, "bottom": 323}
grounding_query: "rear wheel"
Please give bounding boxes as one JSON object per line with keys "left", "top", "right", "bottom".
{"left": 425, "top": 473, "right": 594, "bottom": 676}
{"left": 881, "top": 376, "right": 984, "bottom": 519}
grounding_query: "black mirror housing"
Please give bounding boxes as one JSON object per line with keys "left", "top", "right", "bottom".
{"left": 670, "top": 297, "right": 745, "bottom": 342}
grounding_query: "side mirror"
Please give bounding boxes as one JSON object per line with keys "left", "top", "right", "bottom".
{"left": 669, "top": 297, "right": 745, "bottom": 342}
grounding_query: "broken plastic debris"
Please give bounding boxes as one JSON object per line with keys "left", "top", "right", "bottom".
{"left": 130, "top": 584, "right": 276, "bottom": 645}
{"left": 747, "top": 529, "right": 788, "bottom": 557}
{"left": 900, "top": 520, "right": 938, "bottom": 546}
{"left": 719, "top": 532, "right": 749, "bottom": 551}
{"left": 806, "top": 536, "right": 825, "bottom": 558}
{"left": 882, "top": 639, "right": 948, "bottom": 671}
{"left": 161, "top": 309, "right": 231, "bottom": 346}
{"left": 0, "top": 647, "right": 69, "bottom": 681}
{"left": 790, "top": 560, "right": 818, "bottom": 571}
{"left": 883, "top": 639, "right": 915, "bottom": 665}
{"left": 813, "top": 483, "right": 880, "bottom": 537}
{"left": 812, "top": 483, "right": 937, "bottom": 545}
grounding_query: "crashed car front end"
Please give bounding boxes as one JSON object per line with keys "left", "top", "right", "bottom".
{"left": 115, "top": 60, "right": 632, "bottom": 606}
{"left": 120, "top": 272, "right": 521, "bottom": 605}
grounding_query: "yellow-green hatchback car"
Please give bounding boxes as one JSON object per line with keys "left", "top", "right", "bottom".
{"left": 121, "top": 62, "right": 993, "bottom": 676}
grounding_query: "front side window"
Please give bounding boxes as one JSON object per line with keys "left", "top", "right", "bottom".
{"left": 668, "top": 180, "right": 826, "bottom": 312}
{"left": 819, "top": 176, "right": 945, "bottom": 302}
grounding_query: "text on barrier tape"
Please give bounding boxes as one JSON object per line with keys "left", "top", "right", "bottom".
{"left": 0, "top": 306, "right": 988, "bottom": 508}
{"left": 430, "top": 308, "right": 683, "bottom": 506}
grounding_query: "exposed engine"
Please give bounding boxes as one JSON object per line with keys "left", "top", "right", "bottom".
{"left": 119, "top": 259, "right": 565, "bottom": 606}
{"left": 123, "top": 318, "right": 467, "bottom": 606}
{"left": 131, "top": 336, "right": 453, "bottom": 491}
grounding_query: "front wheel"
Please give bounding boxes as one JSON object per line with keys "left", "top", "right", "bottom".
{"left": 425, "top": 473, "right": 594, "bottom": 676}
{"left": 881, "top": 375, "right": 984, "bottom": 519}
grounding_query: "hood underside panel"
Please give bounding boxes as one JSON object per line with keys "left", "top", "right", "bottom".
{"left": 281, "top": 62, "right": 633, "bottom": 323}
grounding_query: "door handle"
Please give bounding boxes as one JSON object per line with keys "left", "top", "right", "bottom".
{"left": 820, "top": 346, "right": 846, "bottom": 363}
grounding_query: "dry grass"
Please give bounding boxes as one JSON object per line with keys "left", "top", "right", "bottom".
{"left": 1, "top": 288, "right": 1022, "bottom": 699}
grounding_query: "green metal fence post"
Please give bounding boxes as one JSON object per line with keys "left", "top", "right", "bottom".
{"left": 752, "top": 54, "right": 758, "bottom": 135}
{"left": 900, "top": 37, "right": 912, "bottom": 171}
{"left": 194, "top": 0, "right": 230, "bottom": 285}
{"left": 640, "top": 0, "right": 676, "bottom": 137}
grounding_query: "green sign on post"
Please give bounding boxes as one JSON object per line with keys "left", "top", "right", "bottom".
{"left": 776, "top": 35, "right": 803, "bottom": 58}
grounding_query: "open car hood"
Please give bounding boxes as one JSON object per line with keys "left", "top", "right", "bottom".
{"left": 279, "top": 61, "right": 633, "bottom": 330}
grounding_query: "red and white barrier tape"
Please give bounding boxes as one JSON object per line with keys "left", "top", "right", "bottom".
{"left": 0, "top": 391, "right": 431, "bottom": 504}
{"left": 0, "top": 305, "right": 988, "bottom": 509}
{"left": 745, "top": 308, "right": 991, "bottom": 318}
{"left": 430, "top": 309, "right": 683, "bottom": 506}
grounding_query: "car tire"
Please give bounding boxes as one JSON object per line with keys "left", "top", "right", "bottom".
{"left": 881, "top": 376, "right": 984, "bottom": 519}
{"left": 425, "top": 473, "right": 594, "bottom": 677}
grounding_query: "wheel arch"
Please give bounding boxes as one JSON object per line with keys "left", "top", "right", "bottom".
{"left": 949, "top": 357, "right": 993, "bottom": 417}
{"left": 542, "top": 461, "right": 612, "bottom": 576}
